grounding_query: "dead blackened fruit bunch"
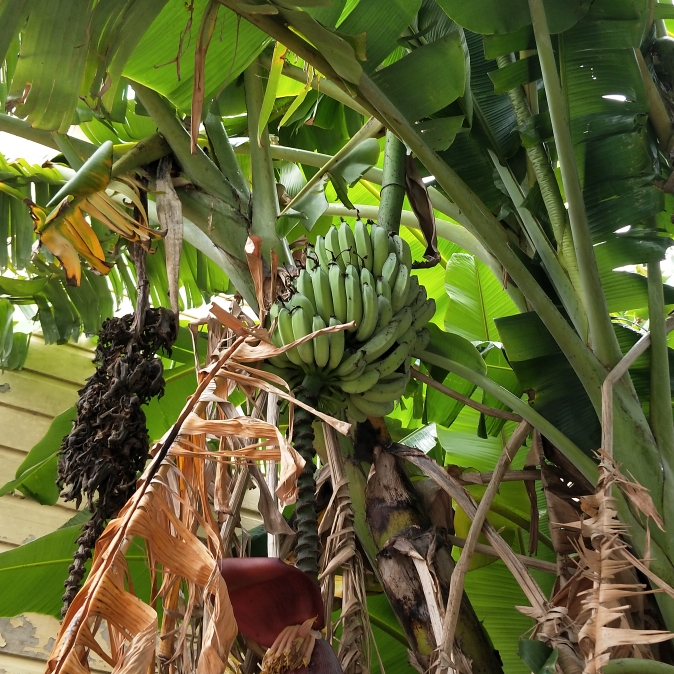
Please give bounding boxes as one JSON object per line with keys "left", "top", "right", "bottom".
{"left": 57, "top": 307, "right": 177, "bottom": 614}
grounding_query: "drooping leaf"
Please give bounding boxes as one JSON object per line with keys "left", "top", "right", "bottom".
{"left": 416, "top": 116, "right": 465, "bottom": 151}
{"left": 7, "top": 0, "right": 94, "bottom": 132}
{"left": 337, "top": 0, "right": 422, "bottom": 72}
{"left": 258, "top": 41, "right": 288, "bottom": 144}
{"left": 371, "top": 33, "right": 466, "bottom": 122}
{"left": 47, "top": 141, "right": 113, "bottom": 207}
{"left": 123, "top": 3, "right": 271, "bottom": 112}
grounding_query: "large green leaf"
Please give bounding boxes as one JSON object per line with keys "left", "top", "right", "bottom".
{"left": 371, "top": 33, "right": 466, "bottom": 122}
{"left": 0, "top": 526, "right": 153, "bottom": 619}
{"left": 0, "top": 526, "right": 83, "bottom": 618}
{"left": 444, "top": 253, "right": 518, "bottom": 342}
{"left": 435, "top": 0, "right": 588, "bottom": 35}
{"left": 464, "top": 29, "right": 520, "bottom": 159}
{"left": 337, "top": 0, "right": 422, "bottom": 73}
{"left": 123, "top": 1, "right": 270, "bottom": 112}
{"left": 8, "top": 0, "right": 94, "bottom": 132}
{"left": 495, "top": 311, "right": 600, "bottom": 455}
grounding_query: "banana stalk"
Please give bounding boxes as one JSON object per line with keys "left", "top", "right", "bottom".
{"left": 293, "top": 380, "right": 323, "bottom": 581}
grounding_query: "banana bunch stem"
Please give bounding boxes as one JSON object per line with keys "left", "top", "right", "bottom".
{"left": 293, "top": 385, "right": 321, "bottom": 581}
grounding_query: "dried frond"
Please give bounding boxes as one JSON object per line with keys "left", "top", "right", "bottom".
{"left": 519, "top": 449, "right": 673, "bottom": 673}
{"left": 319, "top": 423, "right": 371, "bottom": 674}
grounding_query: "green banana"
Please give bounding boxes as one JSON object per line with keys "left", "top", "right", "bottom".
{"left": 309, "top": 266, "right": 334, "bottom": 324}
{"left": 345, "top": 264, "right": 363, "bottom": 331}
{"left": 327, "top": 317, "right": 345, "bottom": 372}
{"left": 278, "top": 307, "right": 305, "bottom": 367}
{"left": 268, "top": 353, "right": 293, "bottom": 369}
{"left": 290, "top": 292, "right": 315, "bottom": 317}
{"left": 409, "top": 284, "right": 427, "bottom": 313}
{"left": 406, "top": 275, "right": 420, "bottom": 306}
{"left": 376, "top": 294, "right": 393, "bottom": 331}
{"left": 412, "top": 298, "right": 436, "bottom": 329}
{"left": 391, "top": 263, "right": 410, "bottom": 313}
{"left": 376, "top": 276, "right": 392, "bottom": 302}
{"left": 262, "top": 361, "right": 300, "bottom": 383}
{"left": 291, "top": 306, "right": 314, "bottom": 365}
{"left": 334, "top": 349, "right": 366, "bottom": 377}
{"left": 381, "top": 251, "right": 399, "bottom": 288}
{"left": 315, "top": 235, "right": 330, "bottom": 272}
{"left": 388, "top": 235, "right": 397, "bottom": 257}
{"left": 355, "top": 218, "right": 373, "bottom": 271}
{"left": 360, "top": 372, "right": 408, "bottom": 402}
{"left": 269, "top": 302, "right": 280, "bottom": 323}
{"left": 411, "top": 327, "right": 431, "bottom": 355}
{"left": 325, "top": 225, "right": 345, "bottom": 270}
{"left": 367, "top": 341, "right": 409, "bottom": 378}
{"left": 312, "top": 315, "right": 330, "bottom": 368}
{"left": 361, "top": 319, "right": 400, "bottom": 363}
{"left": 338, "top": 221, "right": 358, "bottom": 267}
{"left": 338, "top": 357, "right": 367, "bottom": 381}
{"left": 350, "top": 394, "right": 395, "bottom": 417}
{"left": 329, "top": 263, "right": 347, "bottom": 322}
{"left": 338, "top": 368, "right": 380, "bottom": 394}
{"left": 397, "top": 326, "right": 417, "bottom": 345}
{"left": 346, "top": 396, "right": 368, "bottom": 423}
{"left": 356, "top": 268, "right": 378, "bottom": 342}
{"left": 393, "top": 234, "right": 413, "bottom": 269}
{"left": 371, "top": 224, "right": 389, "bottom": 277}
{"left": 297, "top": 269, "right": 316, "bottom": 310}
{"left": 393, "top": 306, "right": 414, "bottom": 339}
{"left": 305, "top": 255, "right": 317, "bottom": 272}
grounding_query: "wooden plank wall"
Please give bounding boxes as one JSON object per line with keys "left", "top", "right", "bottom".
{"left": 0, "top": 335, "right": 264, "bottom": 673}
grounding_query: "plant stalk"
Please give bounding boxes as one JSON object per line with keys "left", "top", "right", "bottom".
{"left": 528, "top": 0, "right": 623, "bottom": 368}
{"left": 378, "top": 131, "right": 407, "bottom": 234}
{"left": 293, "top": 387, "right": 320, "bottom": 581}
{"left": 243, "top": 58, "right": 293, "bottom": 266}
{"left": 648, "top": 250, "right": 674, "bottom": 463}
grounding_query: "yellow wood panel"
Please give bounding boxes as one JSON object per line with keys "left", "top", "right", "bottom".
{"left": 0, "top": 370, "right": 79, "bottom": 417}
{"left": 0, "top": 408, "right": 52, "bottom": 453}
{"left": 0, "top": 614, "right": 109, "bottom": 673}
{"left": 0, "top": 496, "right": 77, "bottom": 547}
{"left": 22, "top": 338, "right": 95, "bottom": 387}
{"left": 0, "top": 447, "right": 28, "bottom": 484}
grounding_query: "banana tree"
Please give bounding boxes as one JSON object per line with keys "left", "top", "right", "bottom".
{"left": 3, "top": 0, "right": 674, "bottom": 672}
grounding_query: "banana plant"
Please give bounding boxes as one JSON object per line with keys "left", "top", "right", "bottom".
{"left": 4, "top": 0, "right": 674, "bottom": 672}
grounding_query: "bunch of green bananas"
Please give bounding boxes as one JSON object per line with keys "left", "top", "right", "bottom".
{"left": 266, "top": 219, "right": 435, "bottom": 421}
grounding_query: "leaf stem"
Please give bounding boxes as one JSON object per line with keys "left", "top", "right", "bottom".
{"left": 647, "top": 249, "right": 674, "bottom": 464}
{"left": 204, "top": 99, "right": 251, "bottom": 203}
{"left": 243, "top": 58, "right": 293, "bottom": 266}
{"left": 528, "top": 0, "right": 623, "bottom": 367}
{"left": 378, "top": 131, "right": 407, "bottom": 234}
